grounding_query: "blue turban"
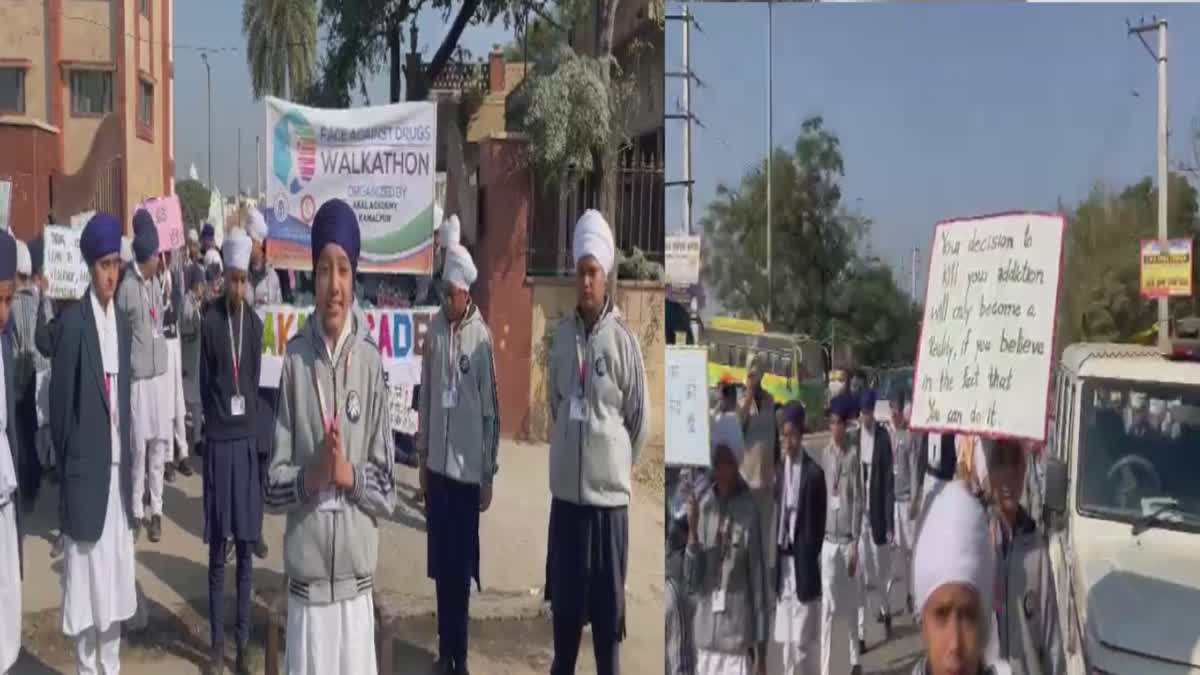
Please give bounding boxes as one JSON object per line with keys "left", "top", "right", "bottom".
{"left": 185, "top": 263, "right": 205, "bottom": 290}
{"left": 80, "top": 212, "right": 122, "bottom": 265}
{"left": 311, "top": 199, "right": 361, "bottom": 273}
{"left": 860, "top": 388, "right": 877, "bottom": 413}
{"left": 829, "top": 392, "right": 859, "bottom": 422}
{"left": 781, "top": 402, "right": 806, "bottom": 431}
{"left": 28, "top": 234, "right": 44, "bottom": 274}
{"left": 200, "top": 223, "right": 215, "bottom": 243}
{"left": 132, "top": 209, "right": 159, "bottom": 262}
{"left": 0, "top": 231, "right": 16, "bottom": 283}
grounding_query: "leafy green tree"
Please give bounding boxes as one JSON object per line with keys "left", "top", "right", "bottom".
{"left": 241, "top": 0, "right": 319, "bottom": 99}
{"left": 836, "top": 258, "right": 921, "bottom": 366}
{"left": 175, "top": 179, "right": 212, "bottom": 229}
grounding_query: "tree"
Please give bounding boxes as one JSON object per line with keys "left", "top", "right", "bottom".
{"left": 1057, "top": 172, "right": 1199, "bottom": 349}
{"left": 702, "top": 117, "right": 865, "bottom": 340}
{"left": 175, "top": 179, "right": 212, "bottom": 229}
{"left": 836, "top": 258, "right": 921, "bottom": 366}
{"left": 241, "top": 0, "right": 319, "bottom": 99}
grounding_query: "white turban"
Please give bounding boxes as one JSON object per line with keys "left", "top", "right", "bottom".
{"left": 246, "top": 209, "right": 268, "bottom": 242}
{"left": 188, "top": 229, "right": 200, "bottom": 244}
{"left": 443, "top": 243, "right": 477, "bottom": 291}
{"left": 439, "top": 215, "right": 461, "bottom": 249}
{"left": 203, "top": 247, "right": 223, "bottom": 270}
{"left": 572, "top": 209, "right": 615, "bottom": 275}
{"left": 710, "top": 412, "right": 745, "bottom": 465}
{"left": 912, "top": 481, "right": 993, "bottom": 617}
{"left": 120, "top": 236, "right": 133, "bottom": 263}
{"left": 1130, "top": 392, "right": 1147, "bottom": 409}
{"left": 222, "top": 231, "right": 252, "bottom": 271}
{"left": 15, "top": 241, "right": 30, "bottom": 276}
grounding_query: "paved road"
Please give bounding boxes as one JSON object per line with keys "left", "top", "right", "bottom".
{"left": 13, "top": 440, "right": 665, "bottom": 674}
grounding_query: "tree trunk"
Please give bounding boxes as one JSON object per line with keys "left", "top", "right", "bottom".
{"left": 409, "top": 0, "right": 483, "bottom": 101}
{"left": 389, "top": 23, "right": 402, "bottom": 103}
{"left": 594, "top": 0, "right": 620, "bottom": 294}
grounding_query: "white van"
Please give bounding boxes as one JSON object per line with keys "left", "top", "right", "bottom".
{"left": 1040, "top": 333, "right": 1200, "bottom": 675}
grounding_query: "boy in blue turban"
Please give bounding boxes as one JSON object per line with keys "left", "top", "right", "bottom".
{"left": 819, "top": 393, "right": 865, "bottom": 675}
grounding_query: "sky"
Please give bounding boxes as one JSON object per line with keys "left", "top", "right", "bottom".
{"left": 173, "top": 0, "right": 515, "bottom": 196}
{"left": 664, "top": 2, "right": 1200, "bottom": 315}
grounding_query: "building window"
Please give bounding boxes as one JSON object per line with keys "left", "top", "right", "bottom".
{"left": 138, "top": 79, "right": 153, "bottom": 127}
{"left": 0, "top": 68, "right": 24, "bottom": 114}
{"left": 70, "top": 71, "right": 114, "bottom": 116}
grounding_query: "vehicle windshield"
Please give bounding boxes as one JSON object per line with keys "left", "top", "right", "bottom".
{"left": 1077, "top": 378, "right": 1200, "bottom": 531}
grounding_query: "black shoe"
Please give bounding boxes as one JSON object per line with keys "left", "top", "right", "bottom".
{"left": 434, "top": 657, "right": 454, "bottom": 675}
{"left": 209, "top": 646, "right": 224, "bottom": 675}
{"left": 850, "top": 666, "right": 863, "bottom": 675}
{"left": 132, "top": 518, "right": 143, "bottom": 541}
{"left": 907, "top": 593, "right": 914, "bottom": 615}
{"left": 178, "top": 458, "right": 195, "bottom": 477}
{"left": 253, "top": 539, "right": 268, "bottom": 559}
{"left": 858, "top": 638, "right": 867, "bottom": 655}
{"left": 148, "top": 515, "right": 162, "bottom": 543}
{"left": 164, "top": 461, "right": 176, "bottom": 483}
{"left": 453, "top": 662, "right": 471, "bottom": 675}
{"left": 883, "top": 614, "right": 893, "bottom": 640}
{"left": 235, "top": 644, "right": 251, "bottom": 675}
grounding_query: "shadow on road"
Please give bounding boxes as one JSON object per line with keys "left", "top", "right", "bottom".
{"left": 162, "top": 483, "right": 206, "bottom": 542}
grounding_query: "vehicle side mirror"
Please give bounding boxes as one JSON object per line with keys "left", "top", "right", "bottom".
{"left": 1044, "top": 456, "right": 1068, "bottom": 518}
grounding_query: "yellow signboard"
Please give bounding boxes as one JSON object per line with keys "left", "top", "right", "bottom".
{"left": 1140, "top": 238, "right": 1193, "bottom": 298}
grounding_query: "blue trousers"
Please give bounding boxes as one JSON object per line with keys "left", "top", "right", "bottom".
{"left": 208, "top": 537, "right": 252, "bottom": 648}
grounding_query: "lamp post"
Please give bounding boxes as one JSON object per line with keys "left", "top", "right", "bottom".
{"left": 201, "top": 52, "right": 212, "bottom": 190}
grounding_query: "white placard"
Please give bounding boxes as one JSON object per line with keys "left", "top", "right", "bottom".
{"left": 0, "top": 180, "right": 11, "bottom": 232}
{"left": 665, "top": 346, "right": 710, "bottom": 466}
{"left": 69, "top": 210, "right": 95, "bottom": 228}
{"left": 910, "top": 212, "right": 1065, "bottom": 442}
{"left": 665, "top": 234, "right": 701, "bottom": 286}
{"left": 389, "top": 383, "right": 418, "bottom": 434}
{"left": 44, "top": 225, "right": 89, "bottom": 299}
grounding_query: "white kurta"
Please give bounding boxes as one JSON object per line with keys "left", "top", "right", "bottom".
{"left": 0, "top": 344, "right": 20, "bottom": 673}
{"left": 61, "top": 292, "right": 137, "bottom": 638}
{"left": 285, "top": 592, "right": 377, "bottom": 675}
{"left": 696, "top": 649, "right": 753, "bottom": 675}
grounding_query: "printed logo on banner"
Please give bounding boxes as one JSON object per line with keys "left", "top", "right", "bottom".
{"left": 274, "top": 109, "right": 316, "bottom": 196}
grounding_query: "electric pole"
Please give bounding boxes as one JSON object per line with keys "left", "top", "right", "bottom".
{"left": 665, "top": 7, "right": 698, "bottom": 235}
{"left": 1129, "top": 17, "right": 1170, "bottom": 349}
{"left": 911, "top": 246, "right": 919, "bottom": 301}
{"left": 766, "top": 0, "right": 774, "bottom": 326}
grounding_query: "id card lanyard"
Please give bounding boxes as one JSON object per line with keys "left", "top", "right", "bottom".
{"left": 314, "top": 332, "right": 353, "bottom": 431}
{"left": 575, "top": 330, "right": 587, "bottom": 399}
{"left": 227, "top": 301, "right": 244, "bottom": 399}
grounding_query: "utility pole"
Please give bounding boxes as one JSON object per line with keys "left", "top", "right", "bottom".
{"left": 201, "top": 53, "right": 212, "bottom": 190}
{"left": 665, "top": 7, "right": 698, "bottom": 234}
{"left": 237, "top": 128, "right": 243, "bottom": 199}
{"left": 766, "top": 0, "right": 773, "bottom": 326}
{"left": 1130, "top": 17, "right": 1170, "bottom": 349}
{"left": 255, "top": 135, "right": 261, "bottom": 198}
{"left": 911, "top": 246, "right": 919, "bottom": 301}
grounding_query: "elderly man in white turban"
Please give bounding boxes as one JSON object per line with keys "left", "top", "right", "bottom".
{"left": 545, "top": 209, "right": 648, "bottom": 675}
{"left": 417, "top": 242, "right": 500, "bottom": 674}
{"left": 910, "top": 481, "right": 1008, "bottom": 675}
{"left": 685, "top": 414, "right": 770, "bottom": 675}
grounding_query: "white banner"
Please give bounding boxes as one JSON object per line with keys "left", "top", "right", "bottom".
{"left": 910, "top": 212, "right": 1065, "bottom": 442}
{"left": 44, "top": 225, "right": 89, "bottom": 299}
{"left": 665, "top": 346, "right": 711, "bottom": 466}
{"left": 263, "top": 97, "right": 437, "bottom": 274}
{"left": 257, "top": 305, "right": 438, "bottom": 433}
{"left": 665, "top": 234, "right": 701, "bottom": 286}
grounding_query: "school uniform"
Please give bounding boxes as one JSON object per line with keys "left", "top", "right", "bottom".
{"left": 856, "top": 419, "right": 894, "bottom": 639}
{"left": 249, "top": 252, "right": 282, "bottom": 551}
{"left": 50, "top": 212, "right": 138, "bottom": 675}
{"left": 199, "top": 233, "right": 263, "bottom": 660}
{"left": 114, "top": 212, "right": 170, "bottom": 528}
{"left": 819, "top": 441, "right": 863, "bottom": 675}
{"left": 264, "top": 199, "right": 396, "bottom": 675}
{"left": 417, "top": 245, "right": 499, "bottom": 674}
{"left": 159, "top": 266, "right": 188, "bottom": 461}
{"left": 770, "top": 448, "right": 826, "bottom": 675}
{"left": 885, "top": 424, "right": 920, "bottom": 604}
{"left": 545, "top": 210, "right": 649, "bottom": 675}
{"left": 180, "top": 279, "right": 204, "bottom": 454}
{"left": 0, "top": 232, "right": 26, "bottom": 674}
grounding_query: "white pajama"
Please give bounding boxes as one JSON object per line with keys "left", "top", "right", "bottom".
{"left": 164, "top": 338, "right": 187, "bottom": 459}
{"left": 887, "top": 499, "right": 914, "bottom": 599}
{"left": 286, "top": 592, "right": 377, "bottom": 675}
{"left": 857, "top": 526, "right": 891, "bottom": 637}
{"left": 0, "top": 501, "right": 20, "bottom": 673}
{"left": 771, "top": 556, "right": 819, "bottom": 675}
{"left": 696, "top": 649, "right": 753, "bottom": 675}
{"left": 130, "top": 377, "right": 170, "bottom": 519}
{"left": 819, "top": 541, "right": 860, "bottom": 675}
{"left": 72, "top": 622, "right": 122, "bottom": 675}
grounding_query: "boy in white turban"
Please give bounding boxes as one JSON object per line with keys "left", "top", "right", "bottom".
{"left": 545, "top": 209, "right": 648, "bottom": 675}
{"left": 684, "top": 414, "right": 769, "bottom": 675}
{"left": 244, "top": 209, "right": 280, "bottom": 560}
{"left": 417, "top": 243, "right": 500, "bottom": 674}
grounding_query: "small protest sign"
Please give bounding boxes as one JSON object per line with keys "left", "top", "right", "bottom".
{"left": 665, "top": 346, "right": 711, "bottom": 466}
{"left": 389, "top": 383, "right": 419, "bottom": 435}
{"left": 0, "top": 180, "right": 11, "bottom": 232}
{"left": 44, "top": 225, "right": 89, "bottom": 299}
{"left": 665, "top": 234, "right": 701, "bottom": 286}
{"left": 909, "top": 212, "right": 1065, "bottom": 442}
{"left": 139, "top": 195, "right": 185, "bottom": 252}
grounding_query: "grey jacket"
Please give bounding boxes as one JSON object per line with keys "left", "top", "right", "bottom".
{"left": 265, "top": 304, "right": 397, "bottom": 604}
{"left": 992, "top": 507, "right": 1064, "bottom": 675}
{"left": 547, "top": 299, "right": 649, "bottom": 507}
{"left": 115, "top": 266, "right": 168, "bottom": 380}
{"left": 416, "top": 303, "right": 500, "bottom": 486}
{"left": 179, "top": 291, "right": 203, "bottom": 404}
{"left": 822, "top": 441, "right": 863, "bottom": 542}
{"left": 251, "top": 264, "right": 282, "bottom": 307}
{"left": 888, "top": 425, "right": 921, "bottom": 502}
{"left": 684, "top": 479, "right": 769, "bottom": 656}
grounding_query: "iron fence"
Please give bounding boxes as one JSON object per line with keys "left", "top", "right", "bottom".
{"left": 527, "top": 151, "right": 664, "bottom": 277}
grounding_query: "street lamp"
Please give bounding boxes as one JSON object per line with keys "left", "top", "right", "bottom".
{"left": 201, "top": 52, "right": 212, "bottom": 190}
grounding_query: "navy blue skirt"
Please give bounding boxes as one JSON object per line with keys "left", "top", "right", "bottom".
{"left": 425, "top": 470, "right": 481, "bottom": 588}
{"left": 544, "top": 498, "right": 628, "bottom": 639}
{"left": 202, "top": 437, "right": 262, "bottom": 543}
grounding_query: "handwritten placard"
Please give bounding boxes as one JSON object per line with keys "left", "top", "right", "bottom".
{"left": 665, "top": 234, "right": 701, "bottom": 286}
{"left": 665, "top": 346, "right": 710, "bottom": 465}
{"left": 910, "top": 212, "right": 1064, "bottom": 442}
{"left": 139, "top": 195, "right": 185, "bottom": 252}
{"left": 44, "top": 225, "right": 89, "bottom": 299}
{"left": 0, "top": 180, "right": 11, "bottom": 232}
{"left": 388, "top": 383, "right": 419, "bottom": 435}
